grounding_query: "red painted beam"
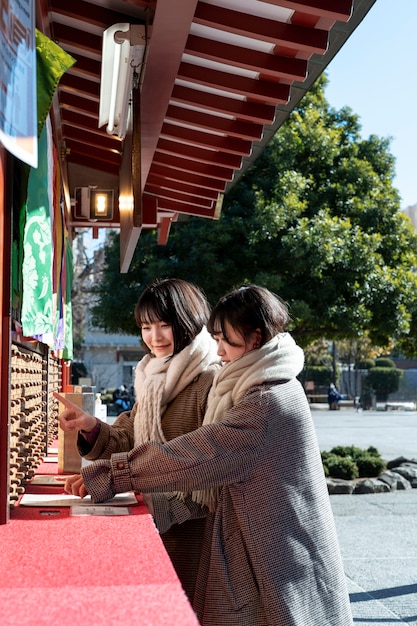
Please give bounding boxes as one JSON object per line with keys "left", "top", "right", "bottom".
{"left": 165, "top": 105, "right": 263, "bottom": 141}
{"left": 146, "top": 185, "right": 214, "bottom": 209}
{"left": 257, "top": 0, "right": 353, "bottom": 22}
{"left": 62, "top": 125, "right": 120, "bottom": 152}
{"left": 160, "top": 122, "right": 252, "bottom": 156}
{"left": 0, "top": 147, "right": 11, "bottom": 525}
{"left": 149, "top": 164, "right": 226, "bottom": 192}
{"left": 50, "top": 0, "right": 135, "bottom": 28}
{"left": 146, "top": 175, "right": 219, "bottom": 201}
{"left": 140, "top": 0, "right": 199, "bottom": 190}
{"left": 178, "top": 62, "right": 291, "bottom": 104}
{"left": 156, "top": 197, "right": 218, "bottom": 219}
{"left": 185, "top": 34, "right": 308, "bottom": 81}
{"left": 59, "top": 74, "right": 100, "bottom": 100}
{"left": 156, "top": 138, "right": 243, "bottom": 169}
{"left": 193, "top": 4, "right": 329, "bottom": 54}
{"left": 153, "top": 152, "right": 234, "bottom": 181}
{"left": 158, "top": 214, "right": 177, "bottom": 245}
{"left": 171, "top": 85, "right": 276, "bottom": 124}
{"left": 59, "top": 92, "right": 99, "bottom": 118}
{"left": 53, "top": 22, "right": 102, "bottom": 56}
{"left": 66, "top": 54, "right": 101, "bottom": 80}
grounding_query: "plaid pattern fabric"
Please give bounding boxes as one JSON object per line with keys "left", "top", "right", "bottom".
{"left": 84, "top": 378, "right": 353, "bottom": 625}
{"left": 79, "top": 369, "right": 216, "bottom": 602}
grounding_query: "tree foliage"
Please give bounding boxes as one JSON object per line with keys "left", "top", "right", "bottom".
{"left": 91, "top": 75, "right": 417, "bottom": 351}
{"left": 365, "top": 367, "right": 403, "bottom": 401}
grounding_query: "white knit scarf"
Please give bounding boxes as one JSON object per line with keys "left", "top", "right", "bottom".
{"left": 133, "top": 326, "right": 219, "bottom": 446}
{"left": 191, "top": 332, "right": 305, "bottom": 510}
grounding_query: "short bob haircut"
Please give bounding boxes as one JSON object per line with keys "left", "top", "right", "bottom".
{"left": 134, "top": 278, "right": 210, "bottom": 355}
{"left": 207, "top": 284, "right": 289, "bottom": 347}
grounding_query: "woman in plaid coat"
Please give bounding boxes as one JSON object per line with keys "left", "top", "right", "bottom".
{"left": 58, "top": 278, "right": 220, "bottom": 602}
{"left": 67, "top": 285, "right": 353, "bottom": 626}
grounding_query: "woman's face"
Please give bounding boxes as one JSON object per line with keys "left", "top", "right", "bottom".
{"left": 213, "top": 322, "right": 260, "bottom": 364}
{"left": 141, "top": 321, "right": 174, "bottom": 357}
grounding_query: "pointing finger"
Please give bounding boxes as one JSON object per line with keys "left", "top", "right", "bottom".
{"left": 53, "top": 392, "right": 83, "bottom": 413}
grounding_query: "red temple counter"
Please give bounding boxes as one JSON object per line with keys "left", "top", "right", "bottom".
{"left": 0, "top": 458, "right": 199, "bottom": 626}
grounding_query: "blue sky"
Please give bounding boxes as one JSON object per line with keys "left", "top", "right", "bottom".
{"left": 324, "top": 0, "right": 416, "bottom": 209}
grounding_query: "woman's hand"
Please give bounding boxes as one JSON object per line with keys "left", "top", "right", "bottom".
{"left": 54, "top": 392, "right": 97, "bottom": 433}
{"left": 64, "top": 473, "right": 89, "bottom": 498}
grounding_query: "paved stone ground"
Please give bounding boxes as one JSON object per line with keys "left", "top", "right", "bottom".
{"left": 312, "top": 407, "right": 417, "bottom": 625}
{"left": 311, "top": 405, "right": 417, "bottom": 461}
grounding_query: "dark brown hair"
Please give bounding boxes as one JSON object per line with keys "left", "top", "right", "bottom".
{"left": 134, "top": 278, "right": 210, "bottom": 355}
{"left": 207, "top": 284, "right": 289, "bottom": 347}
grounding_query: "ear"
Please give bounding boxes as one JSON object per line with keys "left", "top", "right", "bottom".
{"left": 253, "top": 328, "right": 262, "bottom": 349}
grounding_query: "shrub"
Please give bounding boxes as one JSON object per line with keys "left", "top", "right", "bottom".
{"left": 303, "top": 365, "right": 333, "bottom": 386}
{"left": 374, "top": 357, "right": 396, "bottom": 368}
{"left": 322, "top": 445, "right": 385, "bottom": 480}
{"left": 366, "top": 367, "right": 403, "bottom": 401}
{"left": 366, "top": 446, "right": 381, "bottom": 457}
{"left": 323, "top": 454, "right": 359, "bottom": 480}
{"left": 330, "top": 445, "right": 363, "bottom": 460}
{"left": 355, "top": 358, "right": 375, "bottom": 370}
{"left": 355, "top": 453, "right": 386, "bottom": 477}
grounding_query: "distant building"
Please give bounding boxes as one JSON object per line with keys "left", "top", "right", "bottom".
{"left": 72, "top": 232, "right": 145, "bottom": 393}
{"left": 402, "top": 203, "right": 417, "bottom": 229}
{"left": 82, "top": 325, "right": 144, "bottom": 393}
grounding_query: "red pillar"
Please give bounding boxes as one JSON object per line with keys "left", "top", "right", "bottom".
{"left": 0, "top": 146, "right": 12, "bottom": 525}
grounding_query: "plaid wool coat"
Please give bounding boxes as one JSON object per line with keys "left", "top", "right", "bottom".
{"left": 82, "top": 377, "right": 353, "bottom": 626}
{"left": 78, "top": 369, "right": 217, "bottom": 602}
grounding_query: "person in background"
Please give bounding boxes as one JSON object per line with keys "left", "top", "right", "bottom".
{"left": 328, "top": 382, "right": 342, "bottom": 410}
{"left": 57, "top": 278, "right": 220, "bottom": 603}
{"left": 63, "top": 284, "right": 353, "bottom": 626}
{"left": 113, "top": 385, "right": 133, "bottom": 413}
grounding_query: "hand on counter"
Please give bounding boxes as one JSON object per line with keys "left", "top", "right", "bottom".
{"left": 64, "top": 473, "right": 89, "bottom": 498}
{"left": 53, "top": 392, "right": 97, "bottom": 433}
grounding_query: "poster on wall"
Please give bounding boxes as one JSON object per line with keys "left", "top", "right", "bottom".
{"left": 0, "top": 0, "right": 37, "bottom": 167}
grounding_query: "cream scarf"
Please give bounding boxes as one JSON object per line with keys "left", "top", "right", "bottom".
{"left": 191, "top": 332, "right": 305, "bottom": 510}
{"left": 133, "top": 326, "right": 219, "bottom": 445}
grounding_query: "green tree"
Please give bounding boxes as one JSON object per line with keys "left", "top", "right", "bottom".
{"left": 365, "top": 366, "right": 403, "bottom": 402}
{"left": 91, "top": 75, "right": 417, "bottom": 352}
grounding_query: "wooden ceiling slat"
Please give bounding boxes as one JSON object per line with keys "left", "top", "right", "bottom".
{"left": 145, "top": 185, "right": 214, "bottom": 208}
{"left": 258, "top": 0, "right": 353, "bottom": 22}
{"left": 193, "top": 3, "right": 329, "bottom": 54}
{"left": 65, "top": 148, "right": 120, "bottom": 174}
{"left": 153, "top": 152, "right": 234, "bottom": 181}
{"left": 42, "top": 0, "right": 372, "bottom": 265}
{"left": 52, "top": 22, "right": 102, "bottom": 56}
{"left": 171, "top": 85, "right": 276, "bottom": 124}
{"left": 185, "top": 34, "right": 308, "bottom": 81}
{"left": 178, "top": 62, "right": 290, "bottom": 104}
{"left": 146, "top": 174, "right": 219, "bottom": 200}
{"left": 58, "top": 96, "right": 98, "bottom": 122}
{"left": 161, "top": 122, "right": 252, "bottom": 156}
{"left": 149, "top": 164, "right": 226, "bottom": 192}
{"left": 156, "top": 138, "right": 242, "bottom": 169}
{"left": 62, "top": 125, "right": 120, "bottom": 151}
{"left": 165, "top": 105, "right": 263, "bottom": 141}
{"left": 156, "top": 197, "right": 218, "bottom": 219}
{"left": 50, "top": 0, "right": 136, "bottom": 28}
{"left": 61, "top": 109, "right": 122, "bottom": 140}
{"left": 66, "top": 53, "right": 101, "bottom": 79}
{"left": 59, "top": 73, "right": 100, "bottom": 100}
{"left": 66, "top": 139, "right": 121, "bottom": 166}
